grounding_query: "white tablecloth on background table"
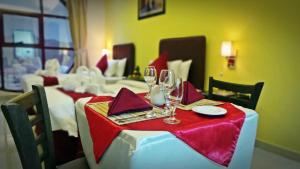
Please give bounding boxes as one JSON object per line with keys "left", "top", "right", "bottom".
{"left": 21, "top": 74, "right": 76, "bottom": 92}
{"left": 21, "top": 73, "right": 127, "bottom": 92}
{"left": 75, "top": 98, "right": 258, "bottom": 169}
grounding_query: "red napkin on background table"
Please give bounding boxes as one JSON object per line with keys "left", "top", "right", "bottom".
{"left": 181, "top": 81, "right": 205, "bottom": 105}
{"left": 96, "top": 54, "right": 108, "bottom": 73}
{"left": 107, "top": 88, "right": 153, "bottom": 116}
{"left": 149, "top": 51, "right": 168, "bottom": 77}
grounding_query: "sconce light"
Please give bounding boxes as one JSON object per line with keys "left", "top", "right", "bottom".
{"left": 221, "top": 41, "right": 236, "bottom": 69}
{"left": 101, "top": 49, "right": 110, "bottom": 58}
{"left": 62, "top": 49, "right": 68, "bottom": 56}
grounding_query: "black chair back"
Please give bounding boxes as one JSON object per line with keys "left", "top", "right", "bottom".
{"left": 208, "top": 77, "right": 264, "bottom": 110}
{"left": 1, "top": 85, "right": 56, "bottom": 169}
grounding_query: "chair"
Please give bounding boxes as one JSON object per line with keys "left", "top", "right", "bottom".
{"left": 208, "top": 77, "right": 264, "bottom": 110}
{"left": 1, "top": 85, "right": 89, "bottom": 169}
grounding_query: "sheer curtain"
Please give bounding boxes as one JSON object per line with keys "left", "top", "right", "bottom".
{"left": 67, "top": 0, "right": 88, "bottom": 71}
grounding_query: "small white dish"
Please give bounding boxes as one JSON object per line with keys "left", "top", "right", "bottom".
{"left": 192, "top": 106, "right": 227, "bottom": 116}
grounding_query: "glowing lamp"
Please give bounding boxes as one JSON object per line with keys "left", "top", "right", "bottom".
{"left": 221, "top": 41, "right": 236, "bottom": 69}
{"left": 101, "top": 49, "right": 110, "bottom": 57}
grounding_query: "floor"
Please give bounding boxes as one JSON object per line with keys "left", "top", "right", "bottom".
{"left": 0, "top": 91, "right": 300, "bottom": 169}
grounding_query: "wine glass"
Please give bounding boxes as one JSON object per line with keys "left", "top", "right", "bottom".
{"left": 164, "top": 78, "right": 183, "bottom": 124}
{"left": 159, "top": 69, "right": 175, "bottom": 118}
{"left": 144, "top": 66, "right": 157, "bottom": 99}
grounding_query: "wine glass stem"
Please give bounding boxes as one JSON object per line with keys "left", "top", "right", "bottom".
{"left": 170, "top": 106, "right": 176, "bottom": 119}
{"left": 148, "top": 85, "right": 152, "bottom": 96}
{"left": 164, "top": 92, "right": 171, "bottom": 115}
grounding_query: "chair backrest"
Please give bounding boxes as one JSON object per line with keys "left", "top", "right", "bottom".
{"left": 1, "top": 85, "right": 56, "bottom": 169}
{"left": 208, "top": 77, "right": 264, "bottom": 110}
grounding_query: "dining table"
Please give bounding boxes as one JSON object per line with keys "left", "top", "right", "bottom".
{"left": 75, "top": 95, "right": 258, "bottom": 169}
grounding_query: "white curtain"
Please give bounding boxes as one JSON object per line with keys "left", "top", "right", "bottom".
{"left": 67, "top": 0, "right": 88, "bottom": 71}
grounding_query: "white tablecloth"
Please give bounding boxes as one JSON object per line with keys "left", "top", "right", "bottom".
{"left": 21, "top": 73, "right": 126, "bottom": 92}
{"left": 21, "top": 73, "right": 77, "bottom": 92}
{"left": 75, "top": 98, "right": 258, "bottom": 169}
{"left": 43, "top": 80, "right": 149, "bottom": 137}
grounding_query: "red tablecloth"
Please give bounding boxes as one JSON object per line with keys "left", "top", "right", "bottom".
{"left": 41, "top": 75, "right": 59, "bottom": 86}
{"left": 84, "top": 96, "right": 245, "bottom": 167}
{"left": 57, "top": 88, "right": 96, "bottom": 102}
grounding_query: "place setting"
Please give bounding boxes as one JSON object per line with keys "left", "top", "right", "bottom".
{"left": 86, "top": 87, "right": 168, "bottom": 125}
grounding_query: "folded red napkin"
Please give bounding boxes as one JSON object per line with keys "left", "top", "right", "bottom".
{"left": 181, "top": 81, "right": 205, "bottom": 105}
{"left": 96, "top": 54, "right": 108, "bottom": 73}
{"left": 107, "top": 88, "right": 152, "bottom": 116}
{"left": 149, "top": 51, "right": 168, "bottom": 77}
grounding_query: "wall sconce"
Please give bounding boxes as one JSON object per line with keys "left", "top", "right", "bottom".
{"left": 62, "top": 49, "right": 68, "bottom": 56}
{"left": 101, "top": 49, "right": 111, "bottom": 57}
{"left": 221, "top": 41, "right": 236, "bottom": 69}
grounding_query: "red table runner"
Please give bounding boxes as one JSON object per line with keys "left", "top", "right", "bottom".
{"left": 57, "top": 88, "right": 96, "bottom": 102}
{"left": 84, "top": 96, "right": 246, "bottom": 167}
{"left": 41, "top": 75, "right": 59, "bottom": 86}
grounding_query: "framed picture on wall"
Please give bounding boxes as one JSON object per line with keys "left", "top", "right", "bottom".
{"left": 138, "top": 0, "right": 165, "bottom": 20}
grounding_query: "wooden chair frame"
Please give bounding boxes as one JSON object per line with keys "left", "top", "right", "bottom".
{"left": 208, "top": 77, "right": 264, "bottom": 110}
{"left": 1, "top": 85, "right": 56, "bottom": 169}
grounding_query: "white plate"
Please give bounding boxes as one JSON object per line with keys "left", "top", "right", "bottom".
{"left": 192, "top": 106, "right": 227, "bottom": 116}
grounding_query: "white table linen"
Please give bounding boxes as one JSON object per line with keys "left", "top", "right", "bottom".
{"left": 21, "top": 74, "right": 77, "bottom": 92}
{"left": 75, "top": 98, "right": 258, "bottom": 169}
{"left": 21, "top": 73, "right": 127, "bottom": 92}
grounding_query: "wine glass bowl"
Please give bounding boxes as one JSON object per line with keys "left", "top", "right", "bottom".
{"left": 144, "top": 66, "right": 157, "bottom": 99}
{"left": 159, "top": 70, "right": 175, "bottom": 94}
{"left": 144, "top": 66, "right": 157, "bottom": 118}
{"left": 159, "top": 70, "right": 177, "bottom": 121}
{"left": 164, "top": 78, "right": 183, "bottom": 124}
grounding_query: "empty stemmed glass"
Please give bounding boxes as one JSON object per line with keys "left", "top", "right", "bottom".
{"left": 164, "top": 78, "right": 183, "bottom": 124}
{"left": 159, "top": 69, "right": 175, "bottom": 121}
{"left": 144, "top": 66, "right": 157, "bottom": 99}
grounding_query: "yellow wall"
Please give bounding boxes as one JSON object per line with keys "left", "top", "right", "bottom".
{"left": 104, "top": 0, "right": 300, "bottom": 153}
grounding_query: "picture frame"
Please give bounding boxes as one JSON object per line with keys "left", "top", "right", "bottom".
{"left": 138, "top": 0, "right": 165, "bottom": 20}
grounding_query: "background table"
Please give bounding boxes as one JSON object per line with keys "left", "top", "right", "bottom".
{"left": 76, "top": 98, "right": 258, "bottom": 169}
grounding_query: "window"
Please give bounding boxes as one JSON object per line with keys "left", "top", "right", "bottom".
{"left": 2, "top": 47, "right": 42, "bottom": 90}
{"left": 3, "top": 15, "right": 39, "bottom": 44}
{"left": 43, "top": 0, "right": 68, "bottom": 17}
{"left": 45, "top": 49, "right": 74, "bottom": 73}
{"left": 0, "top": 0, "right": 74, "bottom": 91}
{"left": 0, "top": 0, "right": 40, "bottom": 13}
{"left": 44, "top": 17, "right": 72, "bottom": 48}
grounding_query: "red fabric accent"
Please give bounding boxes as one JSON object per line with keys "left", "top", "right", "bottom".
{"left": 149, "top": 51, "right": 168, "bottom": 77}
{"left": 84, "top": 95, "right": 245, "bottom": 167}
{"left": 57, "top": 88, "right": 96, "bottom": 102}
{"left": 96, "top": 55, "right": 108, "bottom": 73}
{"left": 41, "top": 75, "right": 59, "bottom": 86}
{"left": 181, "top": 81, "right": 205, "bottom": 105}
{"left": 108, "top": 88, "right": 152, "bottom": 115}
